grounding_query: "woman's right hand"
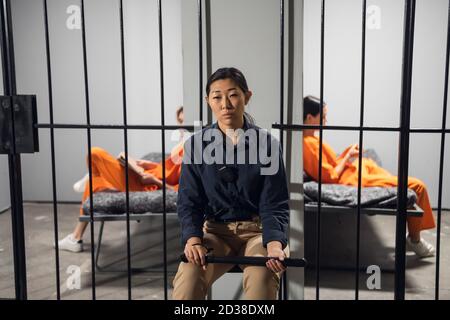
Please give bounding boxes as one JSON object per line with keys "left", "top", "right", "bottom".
{"left": 140, "top": 173, "right": 162, "bottom": 186}
{"left": 184, "top": 237, "right": 208, "bottom": 270}
{"left": 136, "top": 159, "right": 155, "bottom": 170}
{"left": 347, "top": 144, "right": 360, "bottom": 158}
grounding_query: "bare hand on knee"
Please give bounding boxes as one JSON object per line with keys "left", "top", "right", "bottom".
{"left": 266, "top": 241, "right": 286, "bottom": 273}
{"left": 184, "top": 237, "right": 208, "bottom": 271}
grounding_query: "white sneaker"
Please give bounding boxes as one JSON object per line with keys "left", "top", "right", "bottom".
{"left": 406, "top": 236, "right": 435, "bottom": 258}
{"left": 56, "top": 233, "right": 83, "bottom": 253}
{"left": 73, "top": 174, "right": 88, "bottom": 193}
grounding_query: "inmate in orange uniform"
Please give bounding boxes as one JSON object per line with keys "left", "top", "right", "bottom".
{"left": 303, "top": 135, "right": 435, "bottom": 235}
{"left": 80, "top": 144, "right": 184, "bottom": 215}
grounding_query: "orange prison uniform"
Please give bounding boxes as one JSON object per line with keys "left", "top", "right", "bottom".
{"left": 80, "top": 145, "right": 183, "bottom": 215}
{"left": 303, "top": 136, "right": 435, "bottom": 235}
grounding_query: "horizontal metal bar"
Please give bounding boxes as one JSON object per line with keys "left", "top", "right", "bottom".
{"left": 304, "top": 203, "right": 424, "bottom": 217}
{"left": 410, "top": 128, "right": 450, "bottom": 133}
{"left": 35, "top": 123, "right": 450, "bottom": 133}
{"left": 273, "top": 123, "right": 401, "bottom": 132}
{"left": 35, "top": 124, "right": 195, "bottom": 131}
{"left": 274, "top": 123, "right": 450, "bottom": 133}
{"left": 78, "top": 212, "right": 177, "bottom": 222}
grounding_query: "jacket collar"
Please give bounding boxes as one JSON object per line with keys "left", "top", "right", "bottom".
{"left": 210, "top": 117, "right": 252, "bottom": 147}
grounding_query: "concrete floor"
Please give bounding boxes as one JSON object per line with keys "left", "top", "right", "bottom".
{"left": 0, "top": 203, "right": 449, "bottom": 300}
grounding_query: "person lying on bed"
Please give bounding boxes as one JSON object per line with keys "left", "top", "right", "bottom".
{"left": 56, "top": 106, "right": 185, "bottom": 253}
{"left": 302, "top": 95, "right": 436, "bottom": 258}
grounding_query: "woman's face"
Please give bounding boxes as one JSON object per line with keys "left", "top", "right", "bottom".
{"left": 206, "top": 78, "right": 252, "bottom": 128}
{"left": 305, "top": 105, "right": 328, "bottom": 126}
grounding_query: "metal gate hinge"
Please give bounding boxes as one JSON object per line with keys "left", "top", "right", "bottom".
{"left": 0, "top": 95, "right": 39, "bottom": 154}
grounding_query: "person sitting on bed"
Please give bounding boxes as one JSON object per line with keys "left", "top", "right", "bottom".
{"left": 302, "top": 95, "right": 436, "bottom": 258}
{"left": 56, "top": 106, "right": 185, "bottom": 253}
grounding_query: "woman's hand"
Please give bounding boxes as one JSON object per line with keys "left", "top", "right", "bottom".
{"left": 140, "top": 173, "right": 176, "bottom": 190}
{"left": 140, "top": 173, "right": 162, "bottom": 186}
{"left": 184, "top": 237, "right": 208, "bottom": 270}
{"left": 347, "top": 144, "right": 360, "bottom": 158}
{"left": 266, "top": 241, "right": 286, "bottom": 273}
{"left": 136, "top": 159, "right": 156, "bottom": 170}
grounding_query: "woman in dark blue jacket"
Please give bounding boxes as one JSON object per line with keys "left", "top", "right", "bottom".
{"left": 172, "top": 67, "right": 289, "bottom": 300}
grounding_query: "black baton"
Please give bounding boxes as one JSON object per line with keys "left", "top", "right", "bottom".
{"left": 180, "top": 254, "right": 307, "bottom": 268}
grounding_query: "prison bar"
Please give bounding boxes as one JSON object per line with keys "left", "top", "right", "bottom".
{"left": 198, "top": 0, "right": 203, "bottom": 124}
{"left": 434, "top": 0, "right": 450, "bottom": 301}
{"left": 42, "top": 0, "right": 61, "bottom": 300}
{"left": 118, "top": 0, "right": 133, "bottom": 299}
{"left": 274, "top": 124, "right": 450, "bottom": 133}
{"left": 395, "top": 0, "right": 416, "bottom": 300}
{"left": 278, "top": 0, "right": 287, "bottom": 300}
{"left": 0, "top": 0, "right": 27, "bottom": 301}
{"left": 315, "top": 0, "right": 326, "bottom": 300}
{"left": 80, "top": 0, "right": 97, "bottom": 300}
{"left": 36, "top": 124, "right": 196, "bottom": 130}
{"left": 354, "top": 0, "right": 368, "bottom": 300}
{"left": 157, "top": 0, "right": 169, "bottom": 300}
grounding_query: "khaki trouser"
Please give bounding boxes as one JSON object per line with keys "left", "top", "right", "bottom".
{"left": 172, "top": 218, "right": 288, "bottom": 300}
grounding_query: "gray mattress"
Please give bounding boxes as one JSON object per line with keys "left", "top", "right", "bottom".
{"left": 304, "top": 181, "right": 417, "bottom": 208}
{"left": 82, "top": 189, "right": 177, "bottom": 215}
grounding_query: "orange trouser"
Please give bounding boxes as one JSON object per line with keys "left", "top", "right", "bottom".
{"left": 80, "top": 147, "right": 156, "bottom": 215}
{"left": 172, "top": 219, "right": 288, "bottom": 300}
{"left": 347, "top": 158, "right": 436, "bottom": 235}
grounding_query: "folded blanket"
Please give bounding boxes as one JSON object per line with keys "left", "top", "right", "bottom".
{"left": 304, "top": 181, "right": 417, "bottom": 208}
{"left": 82, "top": 189, "right": 178, "bottom": 215}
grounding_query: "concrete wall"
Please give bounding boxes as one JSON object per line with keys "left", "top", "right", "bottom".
{"left": 304, "top": 0, "right": 450, "bottom": 208}
{"left": 10, "top": 0, "right": 183, "bottom": 202}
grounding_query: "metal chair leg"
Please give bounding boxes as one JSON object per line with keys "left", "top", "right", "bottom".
{"left": 94, "top": 221, "right": 105, "bottom": 271}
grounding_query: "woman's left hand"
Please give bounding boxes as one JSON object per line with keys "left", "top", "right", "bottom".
{"left": 266, "top": 241, "right": 286, "bottom": 273}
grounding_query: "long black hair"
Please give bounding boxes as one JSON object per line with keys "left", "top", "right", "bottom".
{"left": 303, "top": 95, "right": 326, "bottom": 121}
{"left": 206, "top": 67, "right": 255, "bottom": 125}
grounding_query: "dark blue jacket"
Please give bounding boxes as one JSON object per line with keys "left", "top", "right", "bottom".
{"left": 177, "top": 120, "right": 289, "bottom": 248}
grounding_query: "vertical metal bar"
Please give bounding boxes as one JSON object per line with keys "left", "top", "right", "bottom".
{"left": 80, "top": 0, "right": 96, "bottom": 300}
{"left": 279, "top": 0, "right": 288, "bottom": 300}
{"left": 198, "top": 0, "right": 203, "bottom": 124}
{"left": 118, "top": 0, "right": 132, "bottom": 300}
{"left": 434, "top": 0, "right": 450, "bottom": 301}
{"left": 283, "top": 0, "right": 296, "bottom": 301}
{"left": 395, "top": 0, "right": 416, "bottom": 300}
{"left": 0, "top": 0, "right": 27, "bottom": 300}
{"left": 316, "top": 0, "right": 326, "bottom": 300}
{"left": 157, "top": 0, "right": 168, "bottom": 300}
{"left": 204, "top": 0, "right": 212, "bottom": 125}
{"left": 354, "top": 0, "right": 367, "bottom": 300}
{"left": 280, "top": 0, "right": 285, "bottom": 148}
{"left": 43, "top": 0, "right": 61, "bottom": 300}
